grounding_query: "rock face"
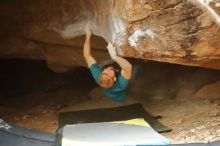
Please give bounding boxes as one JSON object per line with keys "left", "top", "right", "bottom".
{"left": 0, "top": 0, "right": 220, "bottom": 72}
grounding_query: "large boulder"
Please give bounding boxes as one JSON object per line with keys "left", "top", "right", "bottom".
{"left": 0, "top": 0, "right": 220, "bottom": 72}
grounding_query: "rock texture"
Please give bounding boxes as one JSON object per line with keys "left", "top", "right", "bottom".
{"left": 0, "top": 0, "right": 220, "bottom": 72}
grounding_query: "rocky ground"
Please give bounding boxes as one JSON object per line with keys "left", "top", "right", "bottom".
{"left": 0, "top": 86, "right": 220, "bottom": 144}
{"left": 0, "top": 60, "right": 219, "bottom": 144}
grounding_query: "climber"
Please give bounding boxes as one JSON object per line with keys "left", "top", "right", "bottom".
{"left": 83, "top": 24, "right": 132, "bottom": 102}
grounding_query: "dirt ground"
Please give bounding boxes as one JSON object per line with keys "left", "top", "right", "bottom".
{"left": 0, "top": 60, "right": 220, "bottom": 144}
{"left": 0, "top": 86, "right": 220, "bottom": 144}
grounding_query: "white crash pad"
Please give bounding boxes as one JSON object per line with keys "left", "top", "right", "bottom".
{"left": 61, "top": 118, "right": 171, "bottom": 146}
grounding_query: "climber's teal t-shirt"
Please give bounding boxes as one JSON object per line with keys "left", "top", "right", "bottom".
{"left": 89, "top": 63, "right": 129, "bottom": 102}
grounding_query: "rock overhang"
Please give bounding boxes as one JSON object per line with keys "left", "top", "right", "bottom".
{"left": 0, "top": 0, "right": 220, "bottom": 72}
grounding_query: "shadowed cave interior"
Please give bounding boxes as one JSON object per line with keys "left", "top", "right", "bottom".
{"left": 0, "top": 58, "right": 220, "bottom": 144}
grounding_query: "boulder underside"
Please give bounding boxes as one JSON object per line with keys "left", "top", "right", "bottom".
{"left": 0, "top": 0, "right": 220, "bottom": 72}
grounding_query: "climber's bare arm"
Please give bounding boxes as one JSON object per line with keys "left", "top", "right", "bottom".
{"left": 83, "top": 25, "right": 96, "bottom": 68}
{"left": 114, "top": 56, "right": 132, "bottom": 80}
{"left": 107, "top": 43, "right": 132, "bottom": 80}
